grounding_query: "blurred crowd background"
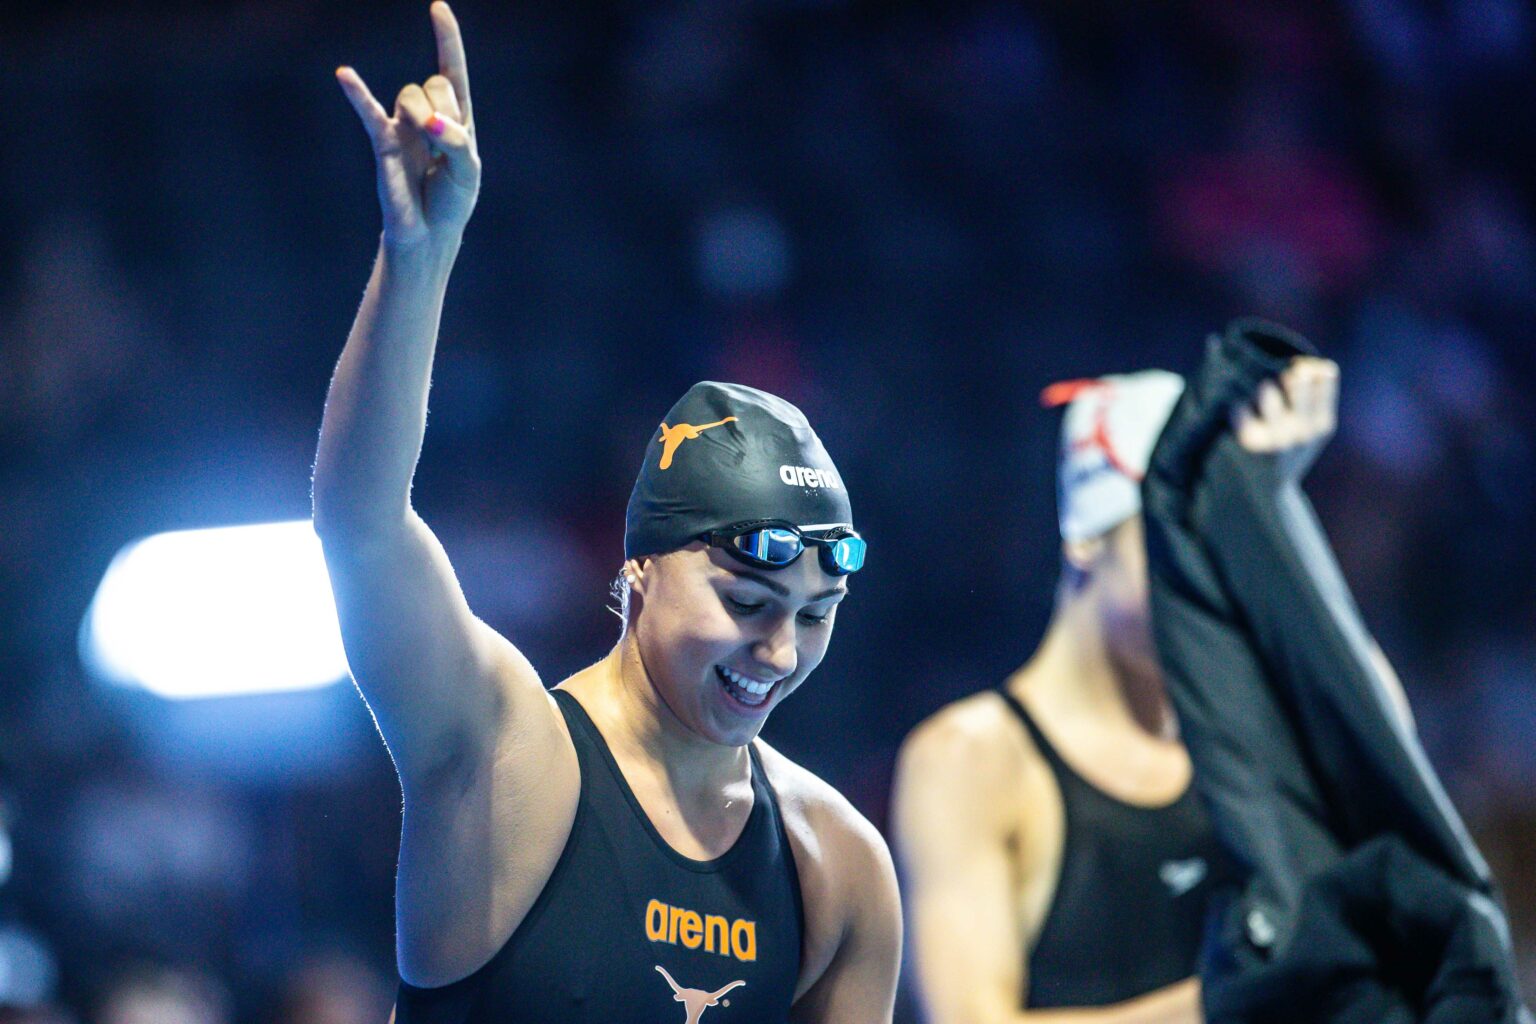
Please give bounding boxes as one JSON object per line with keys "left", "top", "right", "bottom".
{"left": 2, "top": 0, "right": 1534, "bottom": 1021}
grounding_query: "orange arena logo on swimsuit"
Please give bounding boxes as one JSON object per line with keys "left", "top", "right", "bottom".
{"left": 645, "top": 899, "right": 758, "bottom": 962}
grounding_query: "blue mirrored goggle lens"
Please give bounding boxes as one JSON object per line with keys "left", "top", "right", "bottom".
{"left": 720, "top": 525, "right": 866, "bottom": 575}
{"left": 731, "top": 527, "right": 804, "bottom": 565}
{"left": 828, "top": 535, "right": 866, "bottom": 573}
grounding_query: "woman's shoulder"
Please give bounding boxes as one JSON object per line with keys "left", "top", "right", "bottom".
{"left": 751, "top": 739, "right": 890, "bottom": 875}
{"left": 895, "top": 687, "right": 1037, "bottom": 801}
{"left": 904, "top": 687, "right": 1028, "bottom": 753}
{"left": 751, "top": 737, "right": 900, "bottom": 991}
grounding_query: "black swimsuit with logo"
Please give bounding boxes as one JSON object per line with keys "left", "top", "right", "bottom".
{"left": 997, "top": 688, "right": 1227, "bottom": 1009}
{"left": 395, "top": 688, "right": 805, "bottom": 1023}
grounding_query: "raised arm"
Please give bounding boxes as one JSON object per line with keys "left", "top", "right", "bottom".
{"left": 893, "top": 711, "right": 1202, "bottom": 1024}
{"left": 314, "top": 3, "right": 577, "bottom": 985}
{"left": 1231, "top": 357, "right": 1412, "bottom": 732}
{"left": 314, "top": 0, "right": 527, "bottom": 788}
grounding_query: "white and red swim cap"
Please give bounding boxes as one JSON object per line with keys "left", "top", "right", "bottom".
{"left": 1042, "top": 370, "right": 1185, "bottom": 542}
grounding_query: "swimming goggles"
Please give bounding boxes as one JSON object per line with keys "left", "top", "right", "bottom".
{"left": 701, "top": 520, "right": 867, "bottom": 576}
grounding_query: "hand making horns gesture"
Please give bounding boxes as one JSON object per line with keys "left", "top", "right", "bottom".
{"left": 336, "top": 2, "right": 481, "bottom": 248}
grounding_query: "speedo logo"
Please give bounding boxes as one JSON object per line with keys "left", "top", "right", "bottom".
{"left": 645, "top": 899, "right": 757, "bottom": 962}
{"left": 779, "top": 465, "right": 842, "bottom": 489}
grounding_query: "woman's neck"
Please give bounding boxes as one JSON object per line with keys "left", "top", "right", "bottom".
{"left": 565, "top": 641, "right": 752, "bottom": 795}
{"left": 1019, "top": 597, "right": 1175, "bottom": 739}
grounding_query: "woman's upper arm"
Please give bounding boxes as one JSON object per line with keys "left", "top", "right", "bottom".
{"left": 323, "top": 512, "right": 582, "bottom": 985}
{"left": 789, "top": 810, "right": 903, "bottom": 1024}
{"left": 892, "top": 713, "right": 1032, "bottom": 1024}
{"left": 319, "top": 509, "right": 551, "bottom": 788}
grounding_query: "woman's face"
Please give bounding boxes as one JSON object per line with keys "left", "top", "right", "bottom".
{"left": 1091, "top": 514, "right": 1157, "bottom": 678}
{"left": 629, "top": 542, "right": 849, "bottom": 747}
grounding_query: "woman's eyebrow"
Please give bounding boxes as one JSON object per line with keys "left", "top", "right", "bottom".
{"left": 728, "top": 569, "right": 847, "bottom": 603}
{"left": 730, "top": 568, "right": 790, "bottom": 597}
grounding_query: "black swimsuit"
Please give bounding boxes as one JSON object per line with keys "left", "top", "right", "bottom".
{"left": 395, "top": 689, "right": 805, "bottom": 1023}
{"left": 997, "top": 688, "right": 1226, "bottom": 1008}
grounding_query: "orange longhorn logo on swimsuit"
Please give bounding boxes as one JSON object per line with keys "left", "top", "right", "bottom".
{"left": 656, "top": 418, "right": 738, "bottom": 469}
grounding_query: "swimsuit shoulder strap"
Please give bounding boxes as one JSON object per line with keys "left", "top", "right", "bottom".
{"left": 995, "top": 686, "right": 1073, "bottom": 776}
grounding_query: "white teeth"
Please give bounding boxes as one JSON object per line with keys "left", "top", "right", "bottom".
{"left": 716, "top": 665, "right": 775, "bottom": 705}
{"left": 728, "top": 668, "right": 772, "bottom": 694}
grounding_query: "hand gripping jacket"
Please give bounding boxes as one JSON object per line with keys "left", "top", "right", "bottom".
{"left": 1142, "top": 319, "right": 1531, "bottom": 1024}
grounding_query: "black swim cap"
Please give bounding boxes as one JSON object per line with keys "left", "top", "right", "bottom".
{"left": 624, "top": 381, "right": 853, "bottom": 559}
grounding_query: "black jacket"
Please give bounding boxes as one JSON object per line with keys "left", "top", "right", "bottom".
{"left": 1142, "top": 319, "right": 1530, "bottom": 1024}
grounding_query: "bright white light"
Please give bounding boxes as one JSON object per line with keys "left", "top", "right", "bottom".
{"left": 81, "top": 520, "right": 349, "bottom": 700}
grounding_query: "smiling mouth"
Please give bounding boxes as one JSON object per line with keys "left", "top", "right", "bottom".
{"left": 715, "top": 665, "right": 775, "bottom": 709}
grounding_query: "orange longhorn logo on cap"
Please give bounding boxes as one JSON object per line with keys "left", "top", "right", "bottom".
{"left": 657, "top": 418, "right": 738, "bottom": 470}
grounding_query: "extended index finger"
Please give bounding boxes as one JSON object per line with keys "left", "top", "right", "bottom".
{"left": 336, "top": 66, "right": 391, "bottom": 143}
{"left": 431, "top": 2, "right": 473, "bottom": 126}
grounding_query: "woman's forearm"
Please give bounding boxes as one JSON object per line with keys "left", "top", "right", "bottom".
{"left": 313, "top": 235, "right": 461, "bottom": 536}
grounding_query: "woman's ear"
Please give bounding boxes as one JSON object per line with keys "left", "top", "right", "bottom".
{"left": 624, "top": 557, "right": 647, "bottom": 596}
{"left": 1061, "top": 534, "right": 1105, "bottom": 574}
